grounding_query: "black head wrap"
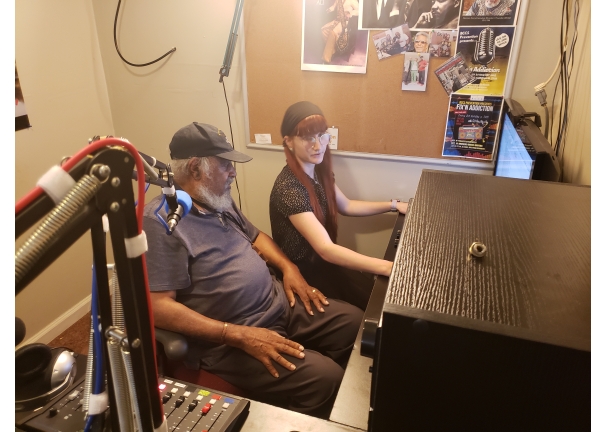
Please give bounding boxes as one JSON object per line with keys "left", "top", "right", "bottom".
{"left": 280, "top": 101, "right": 324, "bottom": 137}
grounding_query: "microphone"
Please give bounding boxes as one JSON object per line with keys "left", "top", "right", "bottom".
{"left": 164, "top": 190, "right": 193, "bottom": 234}
{"left": 138, "top": 151, "right": 167, "bottom": 171}
{"left": 474, "top": 27, "right": 495, "bottom": 65}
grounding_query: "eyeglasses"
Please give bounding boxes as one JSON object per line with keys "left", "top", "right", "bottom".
{"left": 300, "top": 132, "right": 331, "bottom": 146}
{"left": 414, "top": 40, "right": 427, "bottom": 45}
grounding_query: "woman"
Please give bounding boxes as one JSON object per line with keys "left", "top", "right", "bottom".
{"left": 269, "top": 101, "right": 408, "bottom": 311}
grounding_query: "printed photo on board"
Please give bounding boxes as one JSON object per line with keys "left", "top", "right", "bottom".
{"left": 402, "top": 52, "right": 430, "bottom": 91}
{"left": 410, "top": 31, "right": 431, "bottom": 53}
{"left": 411, "top": 0, "right": 462, "bottom": 30}
{"left": 373, "top": 23, "right": 413, "bottom": 59}
{"left": 302, "top": 0, "right": 369, "bottom": 73}
{"left": 459, "top": 0, "right": 520, "bottom": 26}
{"left": 429, "top": 29, "right": 458, "bottom": 57}
{"left": 434, "top": 52, "right": 475, "bottom": 94}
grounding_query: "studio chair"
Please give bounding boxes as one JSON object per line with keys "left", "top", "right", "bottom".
{"left": 154, "top": 327, "right": 248, "bottom": 397}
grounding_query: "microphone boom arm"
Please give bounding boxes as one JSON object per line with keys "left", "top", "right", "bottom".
{"left": 219, "top": 0, "right": 245, "bottom": 82}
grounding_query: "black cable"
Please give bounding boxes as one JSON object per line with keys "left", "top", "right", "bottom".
{"left": 114, "top": 0, "right": 176, "bottom": 67}
{"left": 222, "top": 79, "right": 242, "bottom": 210}
{"left": 559, "top": 0, "right": 579, "bottom": 169}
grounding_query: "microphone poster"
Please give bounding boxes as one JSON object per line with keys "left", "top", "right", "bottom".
{"left": 453, "top": 25, "right": 516, "bottom": 96}
{"left": 442, "top": 94, "right": 503, "bottom": 160}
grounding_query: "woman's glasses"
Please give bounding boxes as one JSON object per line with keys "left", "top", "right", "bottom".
{"left": 300, "top": 132, "right": 331, "bottom": 146}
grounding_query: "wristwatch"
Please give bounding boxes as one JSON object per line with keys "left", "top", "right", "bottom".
{"left": 390, "top": 199, "right": 400, "bottom": 212}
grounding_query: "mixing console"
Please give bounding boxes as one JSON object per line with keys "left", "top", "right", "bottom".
{"left": 16, "top": 373, "right": 249, "bottom": 432}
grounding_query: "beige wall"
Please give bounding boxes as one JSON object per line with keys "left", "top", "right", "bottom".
{"left": 16, "top": 0, "right": 591, "bottom": 343}
{"left": 15, "top": 1, "right": 114, "bottom": 344}
{"left": 511, "top": 0, "right": 591, "bottom": 185}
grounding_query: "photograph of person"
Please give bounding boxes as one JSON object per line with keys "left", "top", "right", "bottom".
{"left": 429, "top": 29, "right": 457, "bottom": 57}
{"left": 302, "top": 0, "right": 369, "bottom": 73}
{"left": 372, "top": 23, "right": 412, "bottom": 59}
{"left": 270, "top": 101, "right": 409, "bottom": 311}
{"left": 360, "top": 0, "right": 438, "bottom": 30}
{"left": 411, "top": 31, "right": 430, "bottom": 53}
{"left": 402, "top": 52, "right": 430, "bottom": 91}
{"left": 459, "top": 0, "right": 519, "bottom": 26}
{"left": 412, "top": 0, "right": 461, "bottom": 29}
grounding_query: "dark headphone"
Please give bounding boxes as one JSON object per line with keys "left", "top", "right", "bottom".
{"left": 15, "top": 337, "right": 77, "bottom": 412}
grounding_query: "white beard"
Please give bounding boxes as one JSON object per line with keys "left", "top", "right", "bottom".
{"left": 195, "top": 182, "right": 233, "bottom": 212}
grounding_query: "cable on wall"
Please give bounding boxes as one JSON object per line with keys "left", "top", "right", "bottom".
{"left": 222, "top": 80, "right": 243, "bottom": 210}
{"left": 218, "top": 1, "right": 245, "bottom": 210}
{"left": 113, "top": 0, "right": 176, "bottom": 67}
{"left": 532, "top": 0, "right": 580, "bottom": 179}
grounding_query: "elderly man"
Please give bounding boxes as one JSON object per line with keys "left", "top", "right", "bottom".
{"left": 143, "top": 122, "right": 363, "bottom": 418}
{"left": 466, "top": 0, "right": 516, "bottom": 16}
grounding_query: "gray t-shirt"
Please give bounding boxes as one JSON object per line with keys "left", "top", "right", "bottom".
{"left": 143, "top": 195, "right": 289, "bottom": 366}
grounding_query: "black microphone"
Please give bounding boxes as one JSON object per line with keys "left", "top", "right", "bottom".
{"left": 138, "top": 151, "right": 168, "bottom": 171}
{"left": 474, "top": 27, "right": 495, "bottom": 65}
{"left": 164, "top": 190, "right": 193, "bottom": 234}
{"left": 16, "top": 317, "right": 26, "bottom": 346}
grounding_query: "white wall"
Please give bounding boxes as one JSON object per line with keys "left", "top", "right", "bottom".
{"left": 15, "top": 0, "right": 114, "bottom": 344}
{"left": 510, "top": 0, "right": 591, "bottom": 185}
{"left": 15, "top": 0, "right": 591, "bottom": 342}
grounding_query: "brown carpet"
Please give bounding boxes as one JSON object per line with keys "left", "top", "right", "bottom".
{"left": 48, "top": 312, "right": 91, "bottom": 355}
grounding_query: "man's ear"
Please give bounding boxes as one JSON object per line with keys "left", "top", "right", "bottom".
{"left": 188, "top": 158, "right": 202, "bottom": 180}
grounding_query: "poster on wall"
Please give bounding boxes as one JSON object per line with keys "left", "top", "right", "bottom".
{"left": 453, "top": 25, "right": 515, "bottom": 95}
{"left": 359, "top": 0, "right": 461, "bottom": 30}
{"left": 459, "top": 0, "right": 520, "bottom": 27}
{"left": 15, "top": 65, "right": 31, "bottom": 131}
{"left": 301, "top": 0, "right": 369, "bottom": 74}
{"left": 442, "top": 94, "right": 503, "bottom": 160}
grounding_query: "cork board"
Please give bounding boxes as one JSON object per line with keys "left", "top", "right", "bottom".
{"left": 243, "top": 0, "right": 457, "bottom": 159}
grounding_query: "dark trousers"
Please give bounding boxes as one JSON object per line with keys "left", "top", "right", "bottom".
{"left": 204, "top": 298, "right": 363, "bottom": 418}
{"left": 296, "top": 258, "right": 375, "bottom": 311}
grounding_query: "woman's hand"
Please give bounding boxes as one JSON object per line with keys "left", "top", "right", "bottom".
{"left": 397, "top": 201, "right": 409, "bottom": 214}
{"left": 225, "top": 325, "right": 305, "bottom": 378}
{"left": 282, "top": 265, "right": 329, "bottom": 315}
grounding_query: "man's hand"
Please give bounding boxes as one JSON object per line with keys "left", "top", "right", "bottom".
{"left": 282, "top": 265, "right": 329, "bottom": 315}
{"left": 415, "top": 11, "right": 433, "bottom": 26}
{"left": 226, "top": 325, "right": 305, "bottom": 378}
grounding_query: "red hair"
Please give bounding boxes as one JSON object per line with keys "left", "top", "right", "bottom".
{"left": 283, "top": 114, "right": 338, "bottom": 242}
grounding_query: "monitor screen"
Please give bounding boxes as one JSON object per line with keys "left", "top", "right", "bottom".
{"left": 494, "top": 114, "right": 535, "bottom": 179}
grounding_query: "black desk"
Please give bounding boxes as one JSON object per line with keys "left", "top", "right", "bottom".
{"left": 369, "top": 170, "right": 591, "bottom": 431}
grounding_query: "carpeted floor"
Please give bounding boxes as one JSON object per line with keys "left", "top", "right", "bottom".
{"left": 48, "top": 312, "right": 91, "bottom": 355}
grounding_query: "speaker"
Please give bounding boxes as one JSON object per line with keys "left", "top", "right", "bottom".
{"left": 15, "top": 343, "right": 77, "bottom": 412}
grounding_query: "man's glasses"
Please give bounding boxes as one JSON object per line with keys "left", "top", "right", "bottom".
{"left": 300, "top": 132, "right": 331, "bottom": 146}
{"left": 414, "top": 40, "right": 427, "bottom": 45}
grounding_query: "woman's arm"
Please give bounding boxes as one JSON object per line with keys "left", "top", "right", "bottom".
{"left": 335, "top": 184, "right": 408, "bottom": 216}
{"left": 289, "top": 211, "right": 393, "bottom": 276}
{"left": 252, "top": 231, "right": 329, "bottom": 315}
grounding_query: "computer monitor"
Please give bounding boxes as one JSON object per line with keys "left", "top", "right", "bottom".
{"left": 493, "top": 99, "right": 561, "bottom": 182}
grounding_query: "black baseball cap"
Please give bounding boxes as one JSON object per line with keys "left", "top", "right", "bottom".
{"left": 169, "top": 122, "right": 252, "bottom": 163}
